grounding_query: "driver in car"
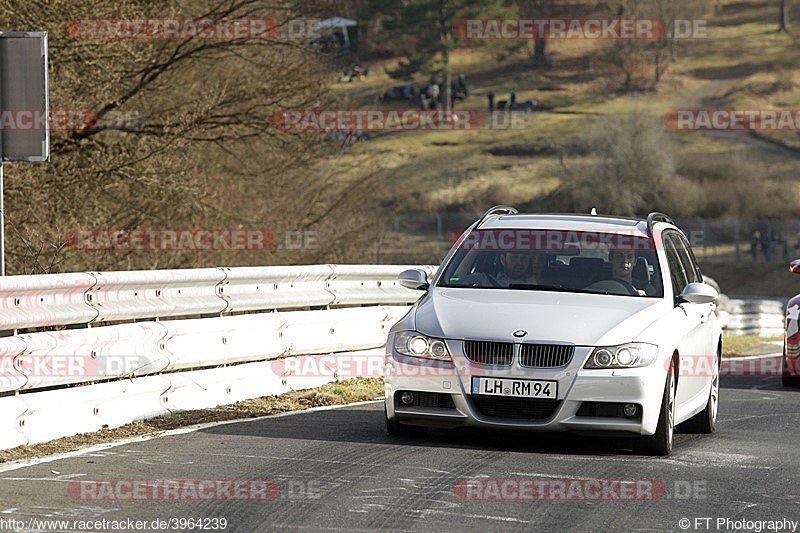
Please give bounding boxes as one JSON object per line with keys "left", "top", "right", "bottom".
{"left": 610, "top": 249, "right": 655, "bottom": 296}
{"left": 498, "top": 252, "right": 546, "bottom": 285}
{"left": 460, "top": 251, "right": 546, "bottom": 287}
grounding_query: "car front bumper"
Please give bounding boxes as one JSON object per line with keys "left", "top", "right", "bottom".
{"left": 385, "top": 345, "right": 667, "bottom": 436}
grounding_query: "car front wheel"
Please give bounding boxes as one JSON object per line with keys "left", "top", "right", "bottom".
{"left": 636, "top": 360, "right": 675, "bottom": 456}
{"left": 680, "top": 352, "right": 719, "bottom": 434}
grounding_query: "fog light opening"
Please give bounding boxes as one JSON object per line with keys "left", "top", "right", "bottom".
{"left": 623, "top": 403, "right": 638, "bottom": 418}
{"left": 400, "top": 392, "right": 415, "bottom": 405}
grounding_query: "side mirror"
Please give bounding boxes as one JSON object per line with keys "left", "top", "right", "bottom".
{"left": 791, "top": 259, "right": 800, "bottom": 275}
{"left": 398, "top": 268, "right": 429, "bottom": 291}
{"left": 679, "top": 282, "right": 718, "bottom": 305}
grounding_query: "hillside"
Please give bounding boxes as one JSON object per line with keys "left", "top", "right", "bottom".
{"left": 323, "top": 0, "right": 800, "bottom": 295}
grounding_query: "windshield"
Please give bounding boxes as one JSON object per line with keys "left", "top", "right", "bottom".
{"left": 438, "top": 229, "right": 663, "bottom": 298}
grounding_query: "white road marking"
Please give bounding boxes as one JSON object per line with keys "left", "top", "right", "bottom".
{"left": 724, "top": 353, "right": 782, "bottom": 361}
{"left": 0, "top": 473, "right": 85, "bottom": 482}
{"left": 507, "top": 472, "right": 640, "bottom": 482}
{"left": 0, "top": 400, "right": 382, "bottom": 474}
{"left": 410, "top": 508, "right": 533, "bottom": 524}
{"left": 719, "top": 413, "right": 794, "bottom": 423}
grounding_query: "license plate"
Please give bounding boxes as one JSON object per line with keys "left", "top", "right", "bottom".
{"left": 471, "top": 377, "right": 557, "bottom": 399}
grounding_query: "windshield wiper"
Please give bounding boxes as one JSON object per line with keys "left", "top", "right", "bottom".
{"left": 508, "top": 284, "right": 575, "bottom": 292}
{"left": 443, "top": 283, "right": 630, "bottom": 296}
{"left": 507, "top": 283, "right": 555, "bottom": 290}
{"left": 507, "top": 284, "right": 618, "bottom": 296}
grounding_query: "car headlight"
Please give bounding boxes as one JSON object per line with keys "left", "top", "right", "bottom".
{"left": 394, "top": 331, "right": 451, "bottom": 361}
{"left": 584, "top": 343, "right": 658, "bottom": 369}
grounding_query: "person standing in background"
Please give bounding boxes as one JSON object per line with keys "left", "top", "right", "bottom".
{"left": 751, "top": 230, "right": 760, "bottom": 261}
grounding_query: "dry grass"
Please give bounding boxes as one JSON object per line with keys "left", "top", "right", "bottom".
{"left": 723, "top": 334, "right": 783, "bottom": 357}
{"left": 330, "top": 6, "right": 800, "bottom": 222}
{"left": 702, "top": 259, "right": 800, "bottom": 297}
{"left": 0, "top": 378, "right": 384, "bottom": 464}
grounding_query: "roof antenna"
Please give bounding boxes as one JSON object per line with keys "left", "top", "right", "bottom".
{"left": 590, "top": 207, "right": 597, "bottom": 215}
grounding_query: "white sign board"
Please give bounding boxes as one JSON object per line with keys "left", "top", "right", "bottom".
{"left": 0, "top": 32, "right": 49, "bottom": 161}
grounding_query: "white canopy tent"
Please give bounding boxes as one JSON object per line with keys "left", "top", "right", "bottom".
{"left": 313, "top": 17, "right": 358, "bottom": 48}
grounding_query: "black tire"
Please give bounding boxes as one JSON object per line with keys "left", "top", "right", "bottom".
{"left": 782, "top": 349, "right": 800, "bottom": 387}
{"left": 636, "top": 360, "right": 676, "bottom": 456}
{"left": 680, "top": 353, "right": 719, "bottom": 434}
{"left": 782, "top": 374, "right": 800, "bottom": 387}
{"left": 385, "top": 408, "right": 428, "bottom": 437}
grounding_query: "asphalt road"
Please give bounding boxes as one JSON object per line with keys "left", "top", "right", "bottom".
{"left": 1, "top": 361, "right": 798, "bottom": 533}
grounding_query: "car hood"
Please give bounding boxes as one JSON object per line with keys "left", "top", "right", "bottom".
{"left": 414, "top": 288, "right": 667, "bottom": 346}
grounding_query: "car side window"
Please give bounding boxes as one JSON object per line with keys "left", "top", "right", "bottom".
{"left": 671, "top": 234, "right": 700, "bottom": 284}
{"left": 663, "top": 233, "right": 688, "bottom": 298}
{"left": 676, "top": 234, "right": 703, "bottom": 282}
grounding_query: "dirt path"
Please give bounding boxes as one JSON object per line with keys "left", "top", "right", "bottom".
{"left": 681, "top": 76, "right": 800, "bottom": 159}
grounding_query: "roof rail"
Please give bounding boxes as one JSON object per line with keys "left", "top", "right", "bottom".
{"left": 646, "top": 212, "right": 674, "bottom": 236}
{"left": 476, "top": 205, "right": 518, "bottom": 228}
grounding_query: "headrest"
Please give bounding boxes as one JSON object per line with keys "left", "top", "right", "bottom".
{"left": 633, "top": 257, "right": 650, "bottom": 282}
{"left": 570, "top": 257, "right": 604, "bottom": 269}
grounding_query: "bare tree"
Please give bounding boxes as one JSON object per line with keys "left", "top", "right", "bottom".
{"left": 0, "top": 0, "right": 386, "bottom": 274}
{"left": 595, "top": 0, "right": 703, "bottom": 92}
{"left": 779, "top": 0, "right": 791, "bottom": 33}
{"left": 516, "top": 0, "right": 556, "bottom": 68}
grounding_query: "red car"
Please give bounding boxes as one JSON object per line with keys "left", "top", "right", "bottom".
{"left": 785, "top": 259, "right": 800, "bottom": 387}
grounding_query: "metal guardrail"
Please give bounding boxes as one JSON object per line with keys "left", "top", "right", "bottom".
{"left": 0, "top": 264, "right": 436, "bottom": 450}
{"left": 0, "top": 264, "right": 437, "bottom": 331}
{"left": 701, "top": 277, "right": 785, "bottom": 336}
{"left": 0, "top": 306, "right": 410, "bottom": 394}
{"left": 718, "top": 297, "right": 786, "bottom": 336}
